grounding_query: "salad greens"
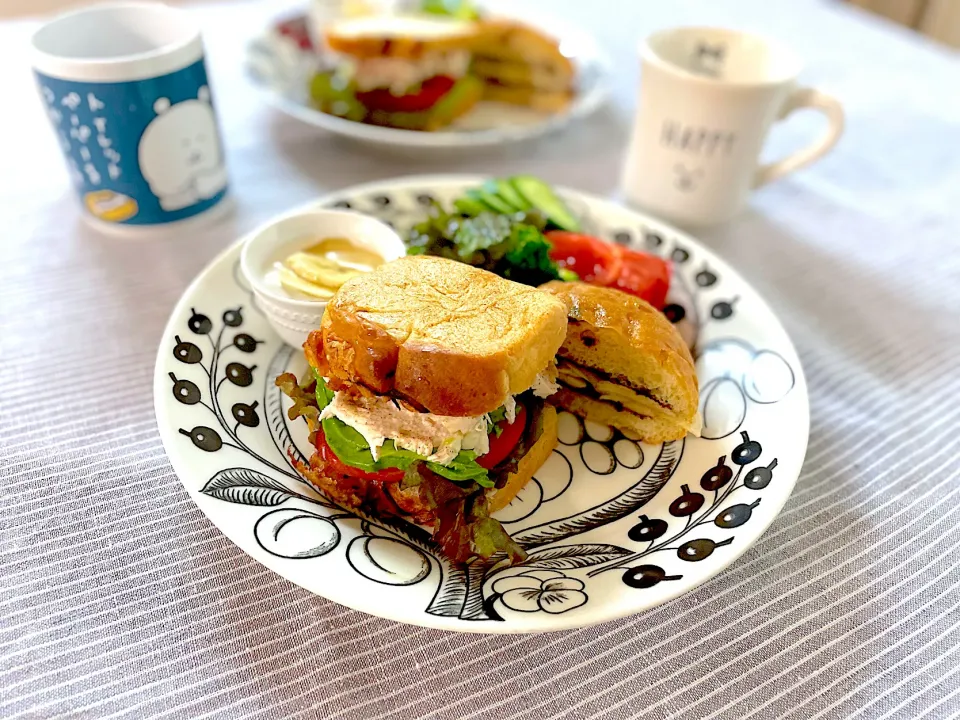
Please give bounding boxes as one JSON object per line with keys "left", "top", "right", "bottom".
{"left": 405, "top": 175, "right": 581, "bottom": 287}
{"left": 408, "top": 207, "right": 577, "bottom": 287}
{"left": 486, "top": 406, "right": 507, "bottom": 436}
{"left": 420, "top": 0, "right": 480, "bottom": 20}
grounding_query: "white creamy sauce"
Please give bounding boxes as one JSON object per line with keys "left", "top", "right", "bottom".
{"left": 502, "top": 394, "right": 517, "bottom": 424}
{"left": 531, "top": 369, "right": 560, "bottom": 399}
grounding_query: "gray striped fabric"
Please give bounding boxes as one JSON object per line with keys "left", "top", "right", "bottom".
{"left": 3, "top": 0, "right": 960, "bottom": 718}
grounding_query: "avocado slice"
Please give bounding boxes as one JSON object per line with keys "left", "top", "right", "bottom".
{"left": 510, "top": 175, "right": 581, "bottom": 231}
{"left": 466, "top": 188, "right": 515, "bottom": 215}
{"left": 454, "top": 196, "right": 487, "bottom": 216}
{"left": 492, "top": 179, "right": 531, "bottom": 212}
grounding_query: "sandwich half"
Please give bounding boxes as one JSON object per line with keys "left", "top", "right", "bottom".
{"left": 540, "top": 281, "right": 701, "bottom": 443}
{"left": 471, "top": 19, "right": 575, "bottom": 113}
{"left": 278, "top": 256, "right": 567, "bottom": 564}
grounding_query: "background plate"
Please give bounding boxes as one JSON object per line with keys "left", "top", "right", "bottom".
{"left": 245, "top": 8, "right": 612, "bottom": 149}
{"left": 154, "top": 175, "right": 809, "bottom": 633}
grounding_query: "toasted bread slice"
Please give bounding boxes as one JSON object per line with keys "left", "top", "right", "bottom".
{"left": 315, "top": 256, "right": 568, "bottom": 417}
{"left": 540, "top": 282, "right": 700, "bottom": 443}
{"left": 488, "top": 405, "right": 557, "bottom": 513}
{"left": 325, "top": 15, "right": 479, "bottom": 59}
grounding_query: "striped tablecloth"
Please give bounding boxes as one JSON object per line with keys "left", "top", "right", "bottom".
{"left": 3, "top": 0, "right": 959, "bottom": 717}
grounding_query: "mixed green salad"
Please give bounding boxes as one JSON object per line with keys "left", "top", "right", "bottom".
{"left": 406, "top": 175, "right": 582, "bottom": 287}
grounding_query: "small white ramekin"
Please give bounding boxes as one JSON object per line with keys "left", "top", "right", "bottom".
{"left": 240, "top": 208, "right": 406, "bottom": 348}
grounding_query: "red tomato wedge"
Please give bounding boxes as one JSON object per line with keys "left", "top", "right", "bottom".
{"left": 613, "top": 253, "right": 671, "bottom": 309}
{"left": 315, "top": 431, "right": 406, "bottom": 484}
{"left": 545, "top": 231, "right": 671, "bottom": 309}
{"left": 356, "top": 75, "right": 456, "bottom": 113}
{"left": 275, "top": 16, "right": 314, "bottom": 51}
{"left": 546, "top": 231, "right": 621, "bottom": 284}
{"left": 478, "top": 404, "right": 527, "bottom": 470}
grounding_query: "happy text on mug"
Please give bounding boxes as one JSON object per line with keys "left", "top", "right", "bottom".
{"left": 661, "top": 120, "right": 737, "bottom": 157}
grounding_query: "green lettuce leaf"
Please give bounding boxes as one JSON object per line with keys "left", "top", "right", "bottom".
{"left": 486, "top": 405, "right": 507, "bottom": 436}
{"left": 313, "top": 369, "right": 335, "bottom": 410}
{"left": 427, "top": 451, "right": 493, "bottom": 487}
{"left": 406, "top": 206, "right": 568, "bottom": 287}
{"left": 453, "top": 214, "right": 513, "bottom": 257}
{"left": 320, "top": 416, "right": 491, "bottom": 486}
{"left": 321, "top": 417, "right": 421, "bottom": 473}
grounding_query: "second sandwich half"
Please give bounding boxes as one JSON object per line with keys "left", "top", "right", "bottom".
{"left": 277, "top": 256, "right": 568, "bottom": 564}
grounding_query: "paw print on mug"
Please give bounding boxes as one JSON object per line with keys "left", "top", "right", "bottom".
{"left": 673, "top": 163, "right": 704, "bottom": 192}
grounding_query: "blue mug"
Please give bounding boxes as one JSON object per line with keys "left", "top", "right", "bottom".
{"left": 31, "top": 2, "right": 230, "bottom": 232}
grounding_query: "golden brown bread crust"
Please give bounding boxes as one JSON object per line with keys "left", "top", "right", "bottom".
{"left": 325, "top": 17, "right": 480, "bottom": 59}
{"left": 539, "top": 281, "right": 700, "bottom": 443}
{"left": 317, "top": 257, "right": 568, "bottom": 417}
{"left": 472, "top": 20, "right": 574, "bottom": 74}
{"left": 550, "top": 387, "right": 691, "bottom": 445}
{"left": 488, "top": 405, "right": 558, "bottom": 513}
{"left": 471, "top": 58, "right": 573, "bottom": 92}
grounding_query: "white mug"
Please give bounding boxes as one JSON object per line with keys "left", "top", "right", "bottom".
{"left": 621, "top": 27, "right": 844, "bottom": 227}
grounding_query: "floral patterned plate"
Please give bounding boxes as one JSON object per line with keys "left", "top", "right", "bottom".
{"left": 154, "top": 175, "right": 808, "bottom": 633}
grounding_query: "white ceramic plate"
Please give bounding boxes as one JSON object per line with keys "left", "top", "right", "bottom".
{"left": 245, "top": 10, "right": 611, "bottom": 149}
{"left": 154, "top": 175, "right": 808, "bottom": 633}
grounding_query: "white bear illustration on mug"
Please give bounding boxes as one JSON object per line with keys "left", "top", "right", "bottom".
{"left": 139, "top": 87, "right": 228, "bottom": 211}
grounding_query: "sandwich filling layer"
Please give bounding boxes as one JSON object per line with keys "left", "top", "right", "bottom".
{"left": 556, "top": 359, "right": 702, "bottom": 436}
{"left": 319, "top": 367, "right": 558, "bottom": 466}
{"left": 556, "top": 359, "right": 668, "bottom": 419}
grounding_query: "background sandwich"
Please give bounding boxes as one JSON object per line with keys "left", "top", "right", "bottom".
{"left": 278, "top": 256, "right": 567, "bottom": 564}
{"left": 311, "top": 15, "right": 484, "bottom": 131}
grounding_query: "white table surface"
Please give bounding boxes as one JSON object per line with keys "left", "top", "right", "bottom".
{"left": 3, "top": 1, "right": 960, "bottom": 718}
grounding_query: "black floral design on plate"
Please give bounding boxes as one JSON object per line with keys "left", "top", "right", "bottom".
{"left": 588, "top": 431, "right": 777, "bottom": 590}
{"left": 490, "top": 570, "right": 588, "bottom": 615}
{"left": 696, "top": 338, "right": 797, "bottom": 439}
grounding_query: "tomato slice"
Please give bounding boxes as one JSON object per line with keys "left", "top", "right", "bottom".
{"left": 478, "top": 404, "right": 527, "bottom": 470}
{"left": 612, "top": 249, "right": 671, "bottom": 309}
{"left": 356, "top": 75, "right": 456, "bottom": 114}
{"left": 275, "top": 16, "right": 314, "bottom": 51}
{"left": 315, "top": 431, "right": 405, "bottom": 484}
{"left": 545, "top": 230, "right": 670, "bottom": 310}
{"left": 545, "top": 231, "right": 621, "bottom": 285}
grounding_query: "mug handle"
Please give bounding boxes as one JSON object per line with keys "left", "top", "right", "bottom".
{"left": 753, "top": 87, "right": 845, "bottom": 188}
